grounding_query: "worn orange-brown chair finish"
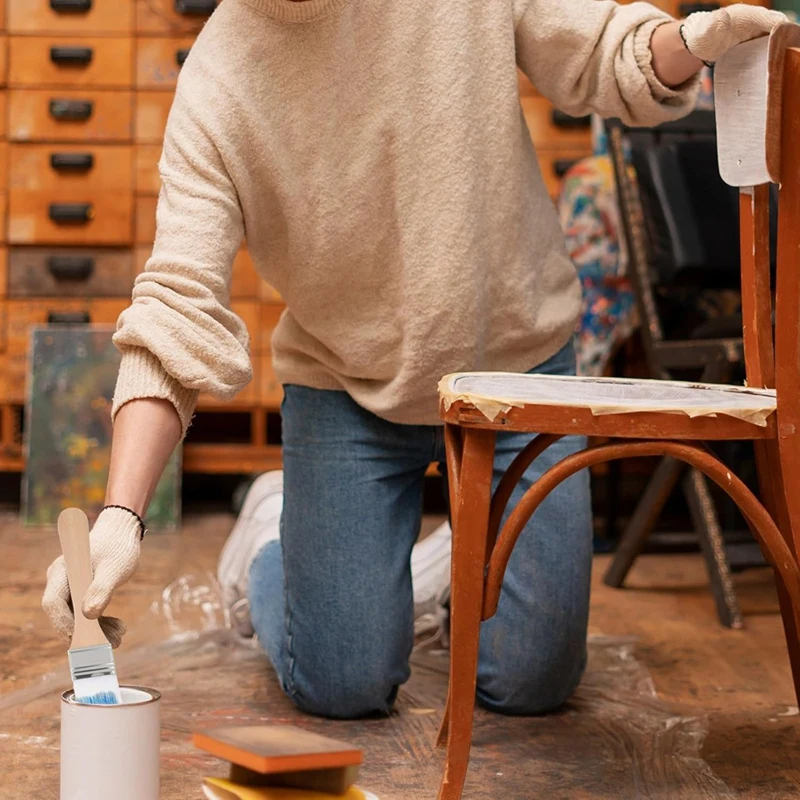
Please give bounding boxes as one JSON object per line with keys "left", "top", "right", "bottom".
{"left": 434, "top": 36, "right": 800, "bottom": 800}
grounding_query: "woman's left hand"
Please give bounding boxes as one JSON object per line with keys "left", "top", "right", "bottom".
{"left": 681, "top": 5, "right": 788, "bottom": 65}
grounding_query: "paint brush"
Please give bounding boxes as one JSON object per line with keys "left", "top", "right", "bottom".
{"left": 58, "top": 507, "right": 122, "bottom": 705}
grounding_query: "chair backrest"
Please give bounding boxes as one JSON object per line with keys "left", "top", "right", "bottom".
{"left": 713, "top": 28, "right": 800, "bottom": 400}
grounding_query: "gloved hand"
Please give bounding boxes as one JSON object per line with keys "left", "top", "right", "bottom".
{"left": 42, "top": 506, "right": 143, "bottom": 648}
{"left": 681, "top": 5, "right": 788, "bottom": 65}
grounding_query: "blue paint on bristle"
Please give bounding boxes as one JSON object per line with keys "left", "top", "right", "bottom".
{"left": 78, "top": 691, "right": 120, "bottom": 705}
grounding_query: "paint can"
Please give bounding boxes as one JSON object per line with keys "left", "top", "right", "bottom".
{"left": 60, "top": 685, "right": 161, "bottom": 800}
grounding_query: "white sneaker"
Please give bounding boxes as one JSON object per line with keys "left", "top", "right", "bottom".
{"left": 217, "top": 471, "right": 284, "bottom": 637}
{"left": 411, "top": 520, "right": 452, "bottom": 645}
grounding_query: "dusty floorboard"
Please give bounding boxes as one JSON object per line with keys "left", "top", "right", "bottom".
{"left": 1, "top": 512, "right": 799, "bottom": 799}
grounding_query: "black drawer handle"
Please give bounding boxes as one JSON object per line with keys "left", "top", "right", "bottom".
{"left": 49, "top": 99, "right": 93, "bottom": 121}
{"left": 50, "top": 47, "right": 94, "bottom": 66}
{"left": 553, "top": 159, "right": 579, "bottom": 178}
{"left": 47, "top": 311, "right": 91, "bottom": 324}
{"left": 551, "top": 110, "right": 592, "bottom": 129}
{"left": 49, "top": 203, "right": 94, "bottom": 224}
{"left": 50, "top": 0, "right": 92, "bottom": 11}
{"left": 50, "top": 152, "right": 94, "bottom": 171}
{"left": 175, "top": 0, "right": 216, "bottom": 15}
{"left": 176, "top": 48, "right": 190, "bottom": 67}
{"left": 47, "top": 257, "right": 95, "bottom": 281}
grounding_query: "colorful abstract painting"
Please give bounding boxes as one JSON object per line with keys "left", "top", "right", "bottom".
{"left": 23, "top": 326, "right": 181, "bottom": 529}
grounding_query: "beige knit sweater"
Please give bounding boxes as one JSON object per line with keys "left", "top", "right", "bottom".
{"left": 112, "top": 0, "right": 698, "bottom": 435}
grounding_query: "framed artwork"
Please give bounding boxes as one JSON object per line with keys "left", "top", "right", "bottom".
{"left": 22, "top": 326, "right": 181, "bottom": 529}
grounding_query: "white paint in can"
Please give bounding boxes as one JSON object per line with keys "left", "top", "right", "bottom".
{"left": 60, "top": 685, "right": 161, "bottom": 800}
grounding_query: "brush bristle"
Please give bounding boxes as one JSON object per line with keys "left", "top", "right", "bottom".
{"left": 78, "top": 690, "right": 120, "bottom": 705}
{"left": 72, "top": 672, "right": 123, "bottom": 706}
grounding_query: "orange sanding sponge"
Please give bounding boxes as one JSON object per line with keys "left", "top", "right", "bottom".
{"left": 194, "top": 725, "right": 364, "bottom": 794}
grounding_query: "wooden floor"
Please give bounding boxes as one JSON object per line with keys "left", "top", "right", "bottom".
{"left": 2, "top": 512, "right": 799, "bottom": 799}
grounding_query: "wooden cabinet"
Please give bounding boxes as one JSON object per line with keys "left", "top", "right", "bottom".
{"left": 9, "top": 37, "right": 135, "bottom": 88}
{"left": 9, "top": 89, "right": 134, "bottom": 142}
{"left": 8, "top": 0, "right": 134, "bottom": 34}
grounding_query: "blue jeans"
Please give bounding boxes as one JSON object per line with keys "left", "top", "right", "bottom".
{"left": 249, "top": 343, "right": 592, "bottom": 719}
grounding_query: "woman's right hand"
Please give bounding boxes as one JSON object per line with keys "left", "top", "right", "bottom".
{"left": 42, "top": 506, "right": 143, "bottom": 648}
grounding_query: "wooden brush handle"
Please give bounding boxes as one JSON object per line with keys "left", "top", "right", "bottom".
{"left": 58, "top": 508, "right": 107, "bottom": 650}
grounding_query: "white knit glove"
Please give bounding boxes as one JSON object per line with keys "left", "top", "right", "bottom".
{"left": 42, "top": 506, "right": 143, "bottom": 648}
{"left": 681, "top": 6, "right": 787, "bottom": 65}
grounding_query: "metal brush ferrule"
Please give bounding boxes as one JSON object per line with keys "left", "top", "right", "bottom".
{"left": 68, "top": 645, "right": 117, "bottom": 680}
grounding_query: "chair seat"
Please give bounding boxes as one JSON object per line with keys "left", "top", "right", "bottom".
{"left": 439, "top": 373, "right": 776, "bottom": 427}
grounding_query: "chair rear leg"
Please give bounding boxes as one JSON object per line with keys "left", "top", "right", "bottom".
{"left": 604, "top": 456, "right": 683, "bottom": 587}
{"left": 758, "top": 440, "right": 800, "bottom": 704}
{"left": 683, "top": 468, "right": 743, "bottom": 629}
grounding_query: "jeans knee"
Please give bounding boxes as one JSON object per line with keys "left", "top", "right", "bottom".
{"left": 284, "top": 661, "right": 401, "bottom": 720}
{"left": 477, "top": 649, "right": 586, "bottom": 716}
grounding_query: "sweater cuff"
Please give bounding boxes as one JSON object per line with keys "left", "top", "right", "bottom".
{"left": 634, "top": 18, "right": 701, "bottom": 104}
{"left": 112, "top": 347, "right": 199, "bottom": 439}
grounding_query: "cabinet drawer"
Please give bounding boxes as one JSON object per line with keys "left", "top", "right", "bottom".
{"left": 9, "top": 192, "right": 133, "bottom": 245}
{"left": 536, "top": 147, "right": 590, "bottom": 200}
{"left": 6, "top": 298, "right": 90, "bottom": 353}
{"left": 135, "top": 195, "right": 157, "bottom": 245}
{"left": 0, "top": 93, "right": 7, "bottom": 139}
{"left": 136, "top": 36, "right": 193, "bottom": 90}
{"left": 9, "top": 89, "right": 134, "bottom": 143}
{"left": 521, "top": 96, "right": 592, "bottom": 149}
{"left": 136, "top": 0, "right": 219, "bottom": 33}
{"left": 7, "top": 247, "right": 135, "bottom": 297}
{"left": 10, "top": 145, "right": 133, "bottom": 192}
{"left": 3, "top": 298, "right": 127, "bottom": 399}
{"left": 9, "top": 0, "right": 133, "bottom": 34}
{"left": 135, "top": 91, "right": 173, "bottom": 143}
{"left": 9, "top": 36, "right": 134, "bottom": 88}
{"left": 260, "top": 354, "right": 282, "bottom": 409}
{"left": 135, "top": 143, "right": 160, "bottom": 195}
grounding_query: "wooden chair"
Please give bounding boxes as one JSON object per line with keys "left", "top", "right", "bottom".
{"left": 434, "top": 29, "right": 800, "bottom": 800}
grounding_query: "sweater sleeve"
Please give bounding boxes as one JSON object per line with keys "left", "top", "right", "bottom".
{"left": 515, "top": 0, "right": 699, "bottom": 126}
{"left": 112, "top": 81, "right": 252, "bottom": 437}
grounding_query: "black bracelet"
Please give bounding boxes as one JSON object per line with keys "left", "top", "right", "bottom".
{"left": 103, "top": 504, "right": 147, "bottom": 540}
{"left": 679, "top": 23, "right": 714, "bottom": 69}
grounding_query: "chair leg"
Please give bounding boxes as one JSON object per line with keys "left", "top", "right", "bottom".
{"left": 683, "top": 468, "right": 743, "bottom": 629}
{"left": 604, "top": 456, "right": 683, "bottom": 587}
{"left": 437, "top": 427, "right": 495, "bottom": 800}
{"left": 757, "top": 440, "right": 800, "bottom": 703}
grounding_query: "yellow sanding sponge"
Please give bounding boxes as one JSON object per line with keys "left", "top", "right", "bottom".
{"left": 201, "top": 777, "right": 378, "bottom": 800}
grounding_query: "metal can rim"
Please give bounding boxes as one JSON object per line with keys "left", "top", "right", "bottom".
{"left": 60, "top": 685, "right": 161, "bottom": 708}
